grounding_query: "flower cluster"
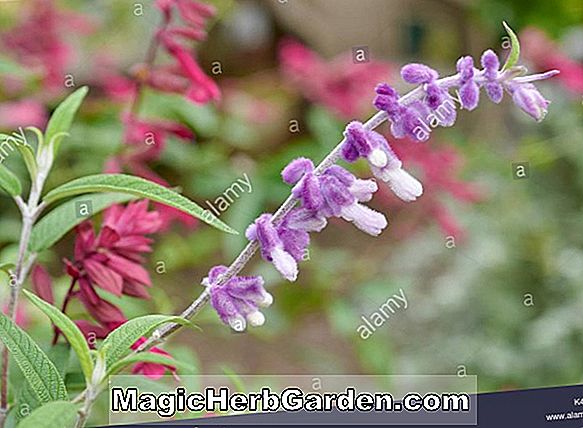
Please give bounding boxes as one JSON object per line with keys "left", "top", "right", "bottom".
{"left": 207, "top": 46, "right": 557, "bottom": 331}
{"left": 138, "top": 0, "right": 220, "bottom": 104}
{"left": 106, "top": 0, "right": 220, "bottom": 230}
{"left": 279, "top": 38, "right": 392, "bottom": 119}
{"left": 204, "top": 266, "right": 273, "bottom": 331}
{"left": 53, "top": 201, "right": 175, "bottom": 379}
{"left": 374, "top": 50, "right": 555, "bottom": 145}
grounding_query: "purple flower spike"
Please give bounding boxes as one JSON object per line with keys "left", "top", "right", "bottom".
{"left": 456, "top": 56, "right": 479, "bottom": 110}
{"left": 509, "top": 83, "right": 550, "bottom": 122}
{"left": 282, "top": 157, "right": 314, "bottom": 184}
{"left": 481, "top": 50, "right": 503, "bottom": 103}
{"left": 247, "top": 214, "right": 299, "bottom": 281}
{"left": 205, "top": 265, "right": 272, "bottom": 331}
{"left": 401, "top": 63, "right": 438, "bottom": 84}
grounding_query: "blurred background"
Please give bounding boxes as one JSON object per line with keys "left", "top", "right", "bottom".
{"left": 1, "top": 1, "right": 583, "bottom": 422}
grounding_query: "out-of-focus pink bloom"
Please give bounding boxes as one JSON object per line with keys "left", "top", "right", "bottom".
{"left": 92, "top": 54, "right": 137, "bottom": 102}
{"left": 158, "top": 35, "right": 221, "bottom": 104}
{"left": 376, "top": 137, "right": 482, "bottom": 239}
{"left": 65, "top": 201, "right": 163, "bottom": 313}
{"left": 2, "top": 305, "right": 28, "bottom": 328}
{"left": 0, "top": 99, "right": 46, "bottom": 129}
{"left": 0, "top": 0, "right": 93, "bottom": 90}
{"left": 521, "top": 28, "right": 583, "bottom": 95}
{"left": 131, "top": 337, "right": 177, "bottom": 380}
{"left": 105, "top": 116, "right": 198, "bottom": 230}
{"left": 31, "top": 264, "right": 54, "bottom": 304}
{"left": 279, "top": 39, "right": 392, "bottom": 119}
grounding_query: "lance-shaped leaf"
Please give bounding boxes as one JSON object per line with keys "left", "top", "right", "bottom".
{"left": 17, "top": 401, "right": 79, "bottom": 428}
{"left": 23, "top": 290, "right": 93, "bottom": 383}
{"left": 29, "top": 193, "right": 136, "bottom": 252}
{"left": 101, "top": 315, "right": 189, "bottom": 367}
{"left": 501, "top": 21, "right": 520, "bottom": 71}
{"left": 16, "top": 344, "right": 71, "bottom": 421}
{"left": 44, "top": 86, "right": 89, "bottom": 154}
{"left": 0, "top": 312, "right": 68, "bottom": 403}
{"left": 106, "top": 352, "right": 196, "bottom": 377}
{"left": 43, "top": 174, "right": 237, "bottom": 234}
{"left": 0, "top": 164, "right": 21, "bottom": 196}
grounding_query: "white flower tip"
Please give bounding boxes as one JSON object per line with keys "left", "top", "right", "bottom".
{"left": 368, "top": 148, "right": 388, "bottom": 168}
{"left": 386, "top": 168, "right": 424, "bottom": 202}
{"left": 271, "top": 247, "right": 298, "bottom": 282}
{"left": 259, "top": 292, "right": 274, "bottom": 307}
{"left": 247, "top": 311, "right": 265, "bottom": 327}
{"left": 229, "top": 316, "right": 247, "bottom": 332}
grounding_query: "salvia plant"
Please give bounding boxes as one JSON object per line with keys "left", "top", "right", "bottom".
{"left": 0, "top": 21, "right": 557, "bottom": 428}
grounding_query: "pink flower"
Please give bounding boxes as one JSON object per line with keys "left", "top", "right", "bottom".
{"left": 279, "top": 39, "right": 392, "bottom": 119}
{"left": 31, "top": 264, "right": 54, "bottom": 305}
{"left": 65, "top": 201, "right": 163, "bottom": 310}
{"left": 158, "top": 35, "right": 221, "bottom": 104}
{"left": 0, "top": 0, "right": 93, "bottom": 90}
{"left": 521, "top": 28, "right": 583, "bottom": 95}
{"left": 0, "top": 99, "right": 46, "bottom": 129}
{"left": 131, "top": 337, "right": 177, "bottom": 380}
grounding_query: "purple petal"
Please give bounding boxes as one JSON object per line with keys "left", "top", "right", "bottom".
{"left": 485, "top": 82, "right": 503, "bottom": 104}
{"left": 460, "top": 82, "right": 480, "bottom": 111}
{"left": 282, "top": 157, "right": 314, "bottom": 184}
{"left": 340, "top": 203, "right": 388, "bottom": 236}
{"left": 401, "top": 63, "right": 438, "bottom": 84}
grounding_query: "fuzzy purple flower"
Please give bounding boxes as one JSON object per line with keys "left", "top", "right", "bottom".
{"left": 246, "top": 213, "right": 306, "bottom": 281}
{"left": 508, "top": 82, "right": 550, "bottom": 122}
{"left": 456, "top": 56, "right": 480, "bottom": 110}
{"left": 205, "top": 265, "right": 272, "bottom": 331}
{"left": 481, "top": 50, "right": 503, "bottom": 103}
{"left": 343, "top": 122, "right": 423, "bottom": 202}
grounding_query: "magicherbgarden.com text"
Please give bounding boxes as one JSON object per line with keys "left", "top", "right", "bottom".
{"left": 111, "top": 386, "right": 471, "bottom": 417}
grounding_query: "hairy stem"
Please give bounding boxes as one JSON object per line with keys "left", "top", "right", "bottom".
{"left": 0, "top": 150, "right": 48, "bottom": 427}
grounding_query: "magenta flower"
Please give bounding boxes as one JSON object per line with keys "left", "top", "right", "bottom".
{"left": 0, "top": 0, "right": 92, "bottom": 90}
{"left": 279, "top": 38, "right": 392, "bottom": 119}
{"left": 65, "top": 201, "right": 162, "bottom": 310}
{"left": 31, "top": 264, "right": 54, "bottom": 305}
{"left": 131, "top": 337, "right": 177, "bottom": 380}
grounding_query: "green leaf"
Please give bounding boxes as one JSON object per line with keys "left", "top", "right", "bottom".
{"left": 17, "top": 401, "right": 79, "bottom": 428}
{"left": 101, "top": 315, "right": 189, "bottom": 367}
{"left": 0, "top": 263, "right": 15, "bottom": 274}
{"left": 23, "top": 290, "right": 93, "bottom": 383}
{"left": 501, "top": 21, "right": 520, "bottom": 71}
{"left": 43, "top": 174, "right": 237, "bottom": 234}
{"left": 44, "top": 86, "right": 88, "bottom": 154}
{"left": 0, "top": 312, "right": 68, "bottom": 404}
{"left": 107, "top": 352, "right": 195, "bottom": 376}
{"left": 15, "top": 144, "right": 37, "bottom": 182}
{"left": 0, "top": 164, "right": 21, "bottom": 196}
{"left": 29, "top": 193, "right": 136, "bottom": 252}
{"left": 16, "top": 344, "right": 71, "bottom": 421}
